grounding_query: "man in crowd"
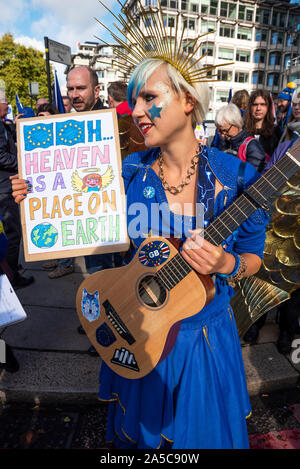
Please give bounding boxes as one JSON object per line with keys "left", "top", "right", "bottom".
{"left": 35, "top": 97, "right": 48, "bottom": 114}
{"left": 67, "top": 66, "right": 105, "bottom": 113}
{"left": 107, "top": 81, "right": 132, "bottom": 117}
{"left": 277, "top": 82, "right": 296, "bottom": 131}
{"left": 0, "top": 90, "right": 34, "bottom": 288}
{"left": 62, "top": 95, "right": 73, "bottom": 113}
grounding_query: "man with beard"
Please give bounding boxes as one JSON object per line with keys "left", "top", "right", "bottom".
{"left": 67, "top": 66, "right": 105, "bottom": 113}
{"left": 277, "top": 82, "right": 296, "bottom": 131}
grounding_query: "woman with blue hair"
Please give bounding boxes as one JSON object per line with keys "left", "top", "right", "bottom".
{"left": 10, "top": 7, "right": 269, "bottom": 449}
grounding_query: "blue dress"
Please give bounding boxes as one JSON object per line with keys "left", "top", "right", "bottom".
{"left": 98, "top": 146, "right": 269, "bottom": 449}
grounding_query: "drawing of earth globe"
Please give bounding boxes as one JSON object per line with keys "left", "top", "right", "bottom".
{"left": 31, "top": 223, "right": 58, "bottom": 249}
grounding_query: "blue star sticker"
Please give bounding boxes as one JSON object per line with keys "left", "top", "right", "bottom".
{"left": 148, "top": 103, "right": 163, "bottom": 120}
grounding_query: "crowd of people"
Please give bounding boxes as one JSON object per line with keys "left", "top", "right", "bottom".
{"left": 1, "top": 59, "right": 300, "bottom": 448}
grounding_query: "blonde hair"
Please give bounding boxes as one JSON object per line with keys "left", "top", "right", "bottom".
{"left": 127, "top": 58, "right": 210, "bottom": 128}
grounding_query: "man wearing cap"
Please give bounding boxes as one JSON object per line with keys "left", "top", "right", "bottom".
{"left": 0, "top": 88, "right": 34, "bottom": 288}
{"left": 277, "top": 82, "right": 296, "bottom": 131}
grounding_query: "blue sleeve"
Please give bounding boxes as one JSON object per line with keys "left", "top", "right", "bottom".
{"left": 233, "top": 162, "right": 269, "bottom": 258}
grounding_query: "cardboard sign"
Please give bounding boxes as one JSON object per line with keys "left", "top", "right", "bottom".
{"left": 17, "top": 109, "right": 129, "bottom": 261}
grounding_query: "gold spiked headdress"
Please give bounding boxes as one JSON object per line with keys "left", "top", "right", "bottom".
{"left": 95, "top": 0, "right": 233, "bottom": 85}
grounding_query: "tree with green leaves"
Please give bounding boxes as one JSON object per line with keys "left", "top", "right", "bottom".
{"left": 0, "top": 33, "right": 51, "bottom": 115}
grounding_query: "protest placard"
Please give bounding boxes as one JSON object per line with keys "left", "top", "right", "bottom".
{"left": 17, "top": 109, "right": 130, "bottom": 262}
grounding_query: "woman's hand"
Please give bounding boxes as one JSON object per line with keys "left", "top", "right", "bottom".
{"left": 9, "top": 174, "right": 32, "bottom": 204}
{"left": 181, "top": 229, "right": 262, "bottom": 277}
{"left": 181, "top": 229, "right": 235, "bottom": 276}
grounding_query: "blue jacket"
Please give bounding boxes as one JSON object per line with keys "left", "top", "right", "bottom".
{"left": 216, "top": 128, "right": 266, "bottom": 173}
{"left": 263, "top": 137, "right": 299, "bottom": 174}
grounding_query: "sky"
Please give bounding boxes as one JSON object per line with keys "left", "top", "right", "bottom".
{"left": 0, "top": 0, "right": 122, "bottom": 88}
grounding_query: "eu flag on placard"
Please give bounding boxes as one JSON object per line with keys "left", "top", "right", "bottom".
{"left": 24, "top": 123, "right": 54, "bottom": 151}
{"left": 56, "top": 120, "right": 85, "bottom": 146}
{"left": 52, "top": 69, "right": 65, "bottom": 114}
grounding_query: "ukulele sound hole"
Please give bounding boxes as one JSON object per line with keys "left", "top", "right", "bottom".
{"left": 138, "top": 275, "right": 167, "bottom": 307}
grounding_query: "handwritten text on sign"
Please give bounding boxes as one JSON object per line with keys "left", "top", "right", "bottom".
{"left": 18, "top": 110, "right": 129, "bottom": 261}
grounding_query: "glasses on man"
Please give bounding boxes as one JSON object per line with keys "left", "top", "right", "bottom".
{"left": 218, "top": 124, "right": 233, "bottom": 136}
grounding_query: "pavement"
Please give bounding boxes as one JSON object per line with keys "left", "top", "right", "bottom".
{"left": 0, "top": 248, "right": 300, "bottom": 406}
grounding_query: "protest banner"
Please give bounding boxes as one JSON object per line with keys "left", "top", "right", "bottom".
{"left": 17, "top": 109, "right": 130, "bottom": 262}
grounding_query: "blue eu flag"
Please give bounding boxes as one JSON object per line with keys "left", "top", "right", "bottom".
{"left": 24, "top": 123, "right": 54, "bottom": 151}
{"left": 56, "top": 120, "right": 85, "bottom": 146}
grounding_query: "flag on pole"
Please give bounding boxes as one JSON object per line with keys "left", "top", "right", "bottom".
{"left": 269, "top": 92, "right": 277, "bottom": 125}
{"left": 52, "top": 69, "right": 65, "bottom": 114}
{"left": 15, "top": 93, "right": 23, "bottom": 113}
{"left": 227, "top": 88, "right": 232, "bottom": 103}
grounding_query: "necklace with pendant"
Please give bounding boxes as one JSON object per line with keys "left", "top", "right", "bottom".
{"left": 158, "top": 144, "right": 202, "bottom": 195}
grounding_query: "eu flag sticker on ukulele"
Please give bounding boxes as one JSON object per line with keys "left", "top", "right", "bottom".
{"left": 139, "top": 241, "right": 170, "bottom": 267}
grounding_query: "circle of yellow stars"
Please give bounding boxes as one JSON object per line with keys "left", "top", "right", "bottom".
{"left": 58, "top": 122, "right": 82, "bottom": 144}
{"left": 27, "top": 125, "right": 52, "bottom": 147}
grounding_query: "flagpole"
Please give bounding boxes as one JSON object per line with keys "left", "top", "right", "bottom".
{"left": 44, "top": 36, "right": 52, "bottom": 103}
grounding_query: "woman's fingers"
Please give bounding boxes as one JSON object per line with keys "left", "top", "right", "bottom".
{"left": 9, "top": 175, "right": 32, "bottom": 204}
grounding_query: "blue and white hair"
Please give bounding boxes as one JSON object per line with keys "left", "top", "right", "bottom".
{"left": 127, "top": 57, "right": 210, "bottom": 128}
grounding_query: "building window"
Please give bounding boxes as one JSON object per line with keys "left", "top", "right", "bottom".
{"left": 220, "top": 1, "right": 236, "bottom": 19}
{"left": 190, "top": 2, "right": 198, "bottom": 13}
{"left": 271, "top": 32, "right": 284, "bottom": 45}
{"left": 238, "top": 5, "right": 254, "bottom": 22}
{"left": 217, "top": 70, "right": 232, "bottom": 81}
{"left": 201, "top": 0, "right": 209, "bottom": 14}
{"left": 269, "top": 52, "right": 281, "bottom": 66}
{"left": 237, "top": 27, "right": 252, "bottom": 41}
{"left": 255, "top": 29, "right": 267, "bottom": 42}
{"left": 201, "top": 0, "right": 218, "bottom": 15}
{"left": 220, "top": 24, "right": 235, "bottom": 38}
{"left": 201, "top": 20, "right": 216, "bottom": 34}
{"left": 236, "top": 50, "right": 250, "bottom": 62}
{"left": 256, "top": 8, "right": 270, "bottom": 25}
{"left": 183, "top": 18, "right": 196, "bottom": 30}
{"left": 267, "top": 73, "right": 280, "bottom": 87}
{"left": 216, "top": 90, "right": 229, "bottom": 103}
{"left": 271, "top": 11, "right": 286, "bottom": 28}
{"left": 235, "top": 72, "right": 249, "bottom": 84}
{"left": 254, "top": 50, "right": 265, "bottom": 64}
{"left": 252, "top": 71, "right": 264, "bottom": 85}
{"left": 201, "top": 43, "right": 214, "bottom": 56}
{"left": 288, "top": 15, "right": 300, "bottom": 29}
{"left": 284, "top": 55, "right": 291, "bottom": 68}
{"left": 218, "top": 47, "right": 234, "bottom": 60}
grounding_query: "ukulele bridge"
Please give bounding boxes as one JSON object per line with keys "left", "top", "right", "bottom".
{"left": 102, "top": 300, "right": 136, "bottom": 345}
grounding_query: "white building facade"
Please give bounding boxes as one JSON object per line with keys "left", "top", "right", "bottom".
{"left": 123, "top": 0, "right": 300, "bottom": 119}
{"left": 69, "top": 1, "right": 300, "bottom": 118}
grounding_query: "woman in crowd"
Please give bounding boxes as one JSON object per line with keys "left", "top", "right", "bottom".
{"left": 231, "top": 89, "right": 249, "bottom": 117}
{"left": 214, "top": 103, "right": 266, "bottom": 173}
{"left": 10, "top": 47, "right": 269, "bottom": 452}
{"left": 244, "top": 89, "right": 282, "bottom": 160}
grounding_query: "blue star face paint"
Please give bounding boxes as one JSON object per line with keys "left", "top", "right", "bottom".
{"left": 148, "top": 103, "right": 163, "bottom": 119}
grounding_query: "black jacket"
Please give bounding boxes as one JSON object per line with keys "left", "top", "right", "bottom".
{"left": 92, "top": 98, "right": 106, "bottom": 111}
{"left": 217, "top": 128, "right": 266, "bottom": 173}
{"left": 0, "top": 120, "right": 18, "bottom": 193}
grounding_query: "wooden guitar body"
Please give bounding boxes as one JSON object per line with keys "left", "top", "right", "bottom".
{"left": 76, "top": 236, "right": 215, "bottom": 379}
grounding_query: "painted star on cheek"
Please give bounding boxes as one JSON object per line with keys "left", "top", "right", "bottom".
{"left": 148, "top": 103, "right": 163, "bottom": 120}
